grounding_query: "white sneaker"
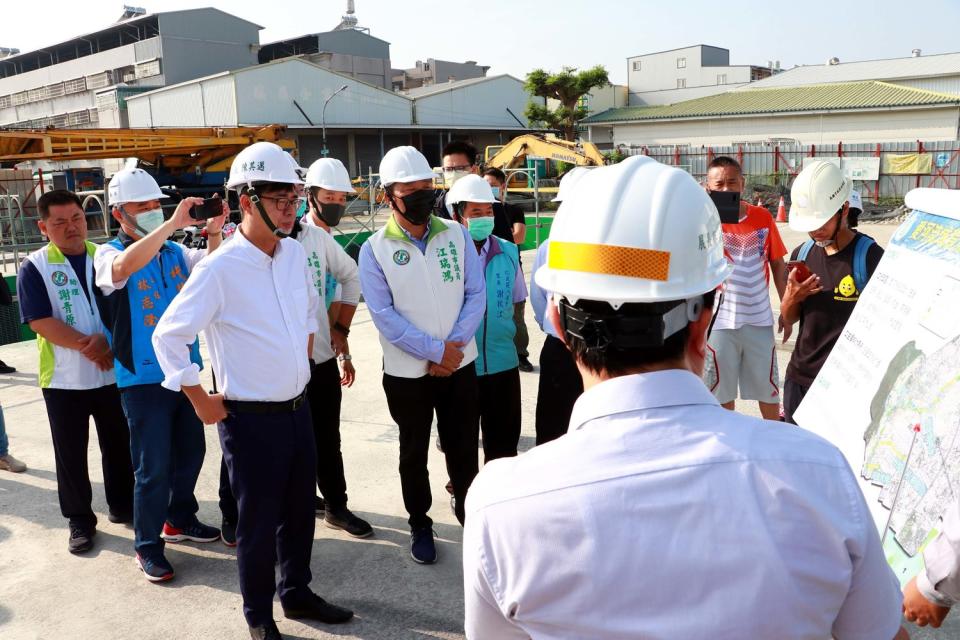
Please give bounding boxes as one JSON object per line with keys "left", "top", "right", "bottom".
{"left": 0, "top": 453, "right": 26, "bottom": 473}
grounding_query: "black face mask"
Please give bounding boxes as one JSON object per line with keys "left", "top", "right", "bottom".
{"left": 394, "top": 189, "right": 435, "bottom": 226}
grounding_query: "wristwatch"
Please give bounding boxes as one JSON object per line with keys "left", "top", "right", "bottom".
{"left": 337, "top": 354, "right": 352, "bottom": 362}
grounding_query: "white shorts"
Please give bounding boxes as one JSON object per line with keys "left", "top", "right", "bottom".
{"left": 703, "top": 324, "right": 780, "bottom": 404}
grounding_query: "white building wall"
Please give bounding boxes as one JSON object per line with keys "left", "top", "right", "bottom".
{"left": 894, "top": 76, "right": 960, "bottom": 96}
{"left": 414, "top": 76, "right": 528, "bottom": 127}
{"left": 201, "top": 75, "right": 237, "bottom": 126}
{"left": 144, "top": 84, "right": 205, "bottom": 127}
{"left": 600, "top": 107, "right": 960, "bottom": 147}
{"left": 0, "top": 41, "right": 146, "bottom": 95}
{"left": 127, "top": 97, "right": 152, "bottom": 127}
{"left": 234, "top": 59, "right": 411, "bottom": 126}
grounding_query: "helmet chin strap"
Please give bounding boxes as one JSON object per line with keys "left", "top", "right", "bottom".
{"left": 119, "top": 205, "right": 151, "bottom": 237}
{"left": 247, "top": 184, "right": 289, "bottom": 239}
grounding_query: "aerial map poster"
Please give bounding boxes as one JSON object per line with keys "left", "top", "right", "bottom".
{"left": 795, "top": 189, "right": 960, "bottom": 588}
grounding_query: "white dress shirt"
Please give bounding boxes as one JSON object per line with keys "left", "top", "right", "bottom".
{"left": 920, "top": 498, "right": 960, "bottom": 605}
{"left": 464, "top": 369, "right": 902, "bottom": 640}
{"left": 152, "top": 230, "right": 319, "bottom": 402}
{"left": 298, "top": 216, "right": 360, "bottom": 364}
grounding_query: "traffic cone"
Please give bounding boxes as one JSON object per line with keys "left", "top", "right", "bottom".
{"left": 776, "top": 196, "right": 788, "bottom": 222}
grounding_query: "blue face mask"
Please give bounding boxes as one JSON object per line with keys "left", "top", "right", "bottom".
{"left": 296, "top": 198, "right": 308, "bottom": 219}
{"left": 490, "top": 186, "right": 501, "bottom": 200}
{"left": 467, "top": 216, "right": 495, "bottom": 241}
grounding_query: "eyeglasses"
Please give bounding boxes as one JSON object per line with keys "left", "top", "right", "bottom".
{"left": 257, "top": 195, "right": 306, "bottom": 213}
{"left": 444, "top": 164, "right": 472, "bottom": 172}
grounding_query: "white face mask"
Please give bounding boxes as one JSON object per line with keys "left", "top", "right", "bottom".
{"left": 135, "top": 208, "right": 165, "bottom": 234}
{"left": 814, "top": 240, "right": 834, "bottom": 248}
{"left": 444, "top": 170, "right": 471, "bottom": 186}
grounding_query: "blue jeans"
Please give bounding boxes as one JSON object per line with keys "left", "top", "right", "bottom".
{"left": 120, "top": 384, "right": 206, "bottom": 558}
{"left": 0, "top": 406, "right": 8, "bottom": 456}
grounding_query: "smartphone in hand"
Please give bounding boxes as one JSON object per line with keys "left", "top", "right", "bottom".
{"left": 787, "top": 260, "right": 812, "bottom": 282}
{"left": 190, "top": 196, "right": 224, "bottom": 220}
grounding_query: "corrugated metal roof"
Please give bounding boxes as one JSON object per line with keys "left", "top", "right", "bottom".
{"left": 741, "top": 52, "right": 960, "bottom": 89}
{"left": 581, "top": 81, "right": 960, "bottom": 124}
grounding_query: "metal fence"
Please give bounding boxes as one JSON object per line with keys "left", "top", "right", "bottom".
{"left": 627, "top": 140, "right": 960, "bottom": 206}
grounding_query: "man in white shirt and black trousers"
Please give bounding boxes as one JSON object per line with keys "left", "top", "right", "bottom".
{"left": 153, "top": 142, "right": 353, "bottom": 640}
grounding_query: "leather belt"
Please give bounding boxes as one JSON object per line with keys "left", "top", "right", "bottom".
{"left": 225, "top": 388, "right": 308, "bottom": 415}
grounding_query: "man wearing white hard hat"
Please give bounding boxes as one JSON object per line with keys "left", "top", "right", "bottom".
{"left": 447, "top": 174, "right": 527, "bottom": 461}
{"left": 94, "top": 167, "right": 227, "bottom": 581}
{"left": 463, "top": 156, "right": 906, "bottom": 639}
{"left": 359, "top": 145, "right": 484, "bottom": 565}
{"left": 780, "top": 160, "right": 882, "bottom": 424}
{"left": 153, "top": 142, "right": 353, "bottom": 639}
{"left": 527, "top": 166, "right": 588, "bottom": 444}
{"left": 296, "top": 157, "right": 371, "bottom": 538}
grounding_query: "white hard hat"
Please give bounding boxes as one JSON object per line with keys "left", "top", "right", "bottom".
{"left": 108, "top": 168, "right": 168, "bottom": 205}
{"left": 286, "top": 152, "right": 307, "bottom": 182}
{"left": 379, "top": 146, "right": 436, "bottom": 187}
{"left": 788, "top": 160, "right": 851, "bottom": 232}
{"left": 848, "top": 189, "right": 863, "bottom": 211}
{"left": 226, "top": 142, "right": 305, "bottom": 190}
{"left": 553, "top": 166, "right": 590, "bottom": 202}
{"left": 445, "top": 174, "right": 496, "bottom": 216}
{"left": 305, "top": 158, "right": 356, "bottom": 193}
{"left": 536, "top": 155, "right": 733, "bottom": 307}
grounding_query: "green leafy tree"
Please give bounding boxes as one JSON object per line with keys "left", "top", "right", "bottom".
{"left": 524, "top": 66, "right": 610, "bottom": 141}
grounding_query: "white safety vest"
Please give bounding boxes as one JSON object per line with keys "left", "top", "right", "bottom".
{"left": 25, "top": 241, "right": 115, "bottom": 390}
{"left": 368, "top": 215, "right": 478, "bottom": 378}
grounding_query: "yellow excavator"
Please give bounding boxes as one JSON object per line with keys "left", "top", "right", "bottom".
{"left": 484, "top": 134, "right": 606, "bottom": 175}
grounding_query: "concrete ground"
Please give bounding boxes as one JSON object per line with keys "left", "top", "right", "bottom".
{"left": 0, "top": 222, "right": 949, "bottom": 639}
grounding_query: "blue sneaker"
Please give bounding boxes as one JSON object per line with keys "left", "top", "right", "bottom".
{"left": 136, "top": 553, "right": 174, "bottom": 582}
{"left": 162, "top": 519, "right": 220, "bottom": 543}
{"left": 410, "top": 527, "right": 437, "bottom": 564}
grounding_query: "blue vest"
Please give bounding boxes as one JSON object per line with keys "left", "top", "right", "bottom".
{"left": 475, "top": 237, "right": 519, "bottom": 376}
{"left": 101, "top": 237, "right": 203, "bottom": 388}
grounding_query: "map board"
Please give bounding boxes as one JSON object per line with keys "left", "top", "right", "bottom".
{"left": 801, "top": 156, "right": 882, "bottom": 181}
{"left": 795, "top": 188, "right": 960, "bottom": 587}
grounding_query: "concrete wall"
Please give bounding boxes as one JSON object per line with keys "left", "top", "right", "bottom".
{"left": 627, "top": 45, "right": 761, "bottom": 106}
{"left": 592, "top": 106, "right": 960, "bottom": 147}
{"left": 157, "top": 11, "right": 259, "bottom": 85}
{"left": 414, "top": 76, "right": 528, "bottom": 127}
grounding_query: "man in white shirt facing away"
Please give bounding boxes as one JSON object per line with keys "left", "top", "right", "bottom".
{"left": 463, "top": 156, "right": 908, "bottom": 640}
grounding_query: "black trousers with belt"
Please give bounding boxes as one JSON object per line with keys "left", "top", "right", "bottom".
{"left": 382, "top": 364, "right": 479, "bottom": 529}
{"left": 478, "top": 367, "right": 521, "bottom": 462}
{"left": 219, "top": 399, "right": 317, "bottom": 628}
{"left": 534, "top": 335, "right": 584, "bottom": 445}
{"left": 41, "top": 384, "right": 134, "bottom": 528}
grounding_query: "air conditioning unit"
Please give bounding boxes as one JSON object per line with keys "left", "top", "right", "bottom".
{"left": 123, "top": 73, "right": 136, "bottom": 83}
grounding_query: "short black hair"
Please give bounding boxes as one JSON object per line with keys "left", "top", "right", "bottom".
{"left": 707, "top": 155, "right": 742, "bottom": 175}
{"left": 566, "top": 291, "right": 716, "bottom": 376}
{"left": 482, "top": 167, "right": 506, "bottom": 184}
{"left": 442, "top": 141, "right": 478, "bottom": 166}
{"left": 38, "top": 189, "right": 82, "bottom": 220}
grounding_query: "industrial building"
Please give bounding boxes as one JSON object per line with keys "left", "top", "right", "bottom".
{"left": 582, "top": 81, "right": 960, "bottom": 148}
{"left": 627, "top": 45, "right": 777, "bottom": 106}
{"left": 126, "top": 60, "right": 534, "bottom": 173}
{"left": 258, "top": 28, "right": 393, "bottom": 90}
{"left": 392, "top": 59, "right": 489, "bottom": 92}
{"left": 0, "top": 7, "right": 262, "bottom": 129}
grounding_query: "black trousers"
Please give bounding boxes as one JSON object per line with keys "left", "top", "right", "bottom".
{"left": 383, "top": 365, "right": 479, "bottom": 528}
{"left": 41, "top": 385, "right": 134, "bottom": 528}
{"left": 478, "top": 367, "right": 521, "bottom": 463}
{"left": 782, "top": 378, "right": 810, "bottom": 426}
{"left": 534, "top": 335, "right": 584, "bottom": 445}
{"left": 306, "top": 358, "right": 348, "bottom": 510}
{"left": 219, "top": 400, "right": 317, "bottom": 628}
{"left": 513, "top": 301, "right": 530, "bottom": 359}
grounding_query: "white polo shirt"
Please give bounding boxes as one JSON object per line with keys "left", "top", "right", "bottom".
{"left": 464, "top": 369, "right": 902, "bottom": 640}
{"left": 152, "top": 230, "right": 319, "bottom": 402}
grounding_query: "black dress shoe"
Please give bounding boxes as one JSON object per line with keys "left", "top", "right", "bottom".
{"left": 248, "top": 620, "right": 282, "bottom": 640}
{"left": 68, "top": 524, "right": 95, "bottom": 554}
{"left": 107, "top": 510, "right": 133, "bottom": 524}
{"left": 282, "top": 592, "right": 353, "bottom": 624}
{"left": 0, "top": 362, "right": 15, "bottom": 374}
{"left": 518, "top": 356, "right": 534, "bottom": 372}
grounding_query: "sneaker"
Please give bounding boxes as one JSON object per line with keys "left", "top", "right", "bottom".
{"left": 518, "top": 356, "right": 534, "bottom": 372}
{"left": 314, "top": 495, "right": 326, "bottom": 516}
{"left": 0, "top": 361, "right": 15, "bottom": 374}
{"left": 107, "top": 510, "right": 133, "bottom": 524}
{"left": 324, "top": 507, "right": 373, "bottom": 539}
{"left": 136, "top": 553, "right": 174, "bottom": 582}
{"left": 249, "top": 620, "right": 283, "bottom": 640}
{"left": 161, "top": 519, "right": 220, "bottom": 543}
{"left": 221, "top": 519, "right": 237, "bottom": 547}
{"left": 282, "top": 591, "right": 353, "bottom": 624}
{"left": 68, "top": 524, "right": 95, "bottom": 554}
{"left": 0, "top": 453, "right": 26, "bottom": 473}
{"left": 410, "top": 526, "right": 437, "bottom": 564}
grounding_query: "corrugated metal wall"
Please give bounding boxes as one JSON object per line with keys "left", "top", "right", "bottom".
{"left": 201, "top": 75, "right": 237, "bottom": 126}
{"left": 415, "top": 76, "right": 528, "bottom": 127}
{"left": 630, "top": 140, "right": 960, "bottom": 201}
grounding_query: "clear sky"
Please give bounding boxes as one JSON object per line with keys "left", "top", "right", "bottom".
{"left": 2, "top": 0, "right": 959, "bottom": 85}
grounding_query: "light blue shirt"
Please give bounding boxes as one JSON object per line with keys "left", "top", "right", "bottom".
{"left": 529, "top": 239, "right": 559, "bottom": 339}
{"left": 359, "top": 216, "right": 486, "bottom": 363}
